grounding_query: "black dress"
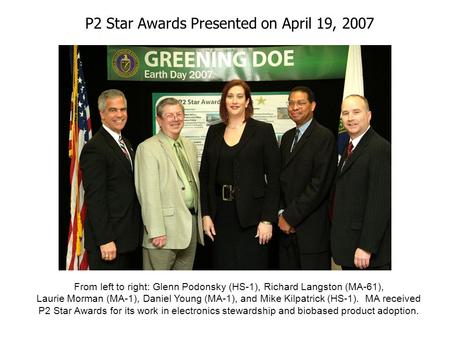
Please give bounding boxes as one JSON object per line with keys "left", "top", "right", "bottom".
{"left": 213, "top": 138, "right": 269, "bottom": 269}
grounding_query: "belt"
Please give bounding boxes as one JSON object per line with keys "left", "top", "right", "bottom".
{"left": 189, "top": 208, "right": 197, "bottom": 215}
{"left": 216, "top": 184, "right": 235, "bottom": 201}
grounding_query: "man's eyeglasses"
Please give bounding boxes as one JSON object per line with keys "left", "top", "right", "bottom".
{"left": 287, "top": 100, "right": 309, "bottom": 107}
{"left": 163, "top": 112, "right": 184, "bottom": 121}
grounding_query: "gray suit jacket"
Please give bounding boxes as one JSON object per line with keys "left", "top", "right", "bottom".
{"left": 134, "top": 131, "right": 204, "bottom": 249}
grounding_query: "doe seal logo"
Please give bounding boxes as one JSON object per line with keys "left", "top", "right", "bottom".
{"left": 112, "top": 49, "right": 139, "bottom": 78}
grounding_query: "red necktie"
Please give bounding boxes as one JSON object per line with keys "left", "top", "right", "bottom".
{"left": 340, "top": 141, "right": 353, "bottom": 172}
{"left": 347, "top": 141, "right": 354, "bottom": 157}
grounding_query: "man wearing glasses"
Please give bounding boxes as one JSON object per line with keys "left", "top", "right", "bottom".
{"left": 278, "top": 86, "right": 337, "bottom": 270}
{"left": 134, "top": 98, "right": 204, "bottom": 270}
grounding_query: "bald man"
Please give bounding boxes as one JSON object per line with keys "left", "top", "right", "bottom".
{"left": 331, "top": 95, "right": 391, "bottom": 270}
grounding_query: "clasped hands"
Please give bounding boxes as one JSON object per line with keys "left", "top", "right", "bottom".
{"left": 278, "top": 214, "right": 296, "bottom": 235}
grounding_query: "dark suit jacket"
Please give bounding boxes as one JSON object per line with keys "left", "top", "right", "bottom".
{"left": 199, "top": 118, "right": 281, "bottom": 227}
{"left": 331, "top": 127, "right": 391, "bottom": 267}
{"left": 80, "top": 127, "right": 143, "bottom": 254}
{"left": 280, "top": 119, "right": 337, "bottom": 254}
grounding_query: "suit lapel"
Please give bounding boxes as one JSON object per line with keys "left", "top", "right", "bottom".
{"left": 156, "top": 132, "right": 182, "bottom": 180}
{"left": 123, "top": 137, "right": 135, "bottom": 162}
{"left": 337, "top": 150, "right": 347, "bottom": 174}
{"left": 157, "top": 132, "right": 199, "bottom": 185}
{"left": 339, "top": 128, "right": 374, "bottom": 176}
{"left": 235, "top": 118, "right": 257, "bottom": 155}
{"left": 179, "top": 136, "right": 200, "bottom": 185}
{"left": 208, "top": 123, "right": 226, "bottom": 178}
{"left": 283, "top": 119, "right": 314, "bottom": 168}
{"left": 100, "top": 127, "right": 133, "bottom": 176}
{"left": 281, "top": 128, "right": 296, "bottom": 166}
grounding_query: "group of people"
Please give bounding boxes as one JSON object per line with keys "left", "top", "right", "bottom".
{"left": 80, "top": 80, "right": 391, "bottom": 271}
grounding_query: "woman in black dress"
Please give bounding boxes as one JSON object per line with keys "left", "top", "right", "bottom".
{"left": 199, "top": 79, "right": 280, "bottom": 269}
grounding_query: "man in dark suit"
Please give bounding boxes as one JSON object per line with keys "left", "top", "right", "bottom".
{"left": 331, "top": 94, "right": 391, "bottom": 270}
{"left": 80, "top": 89, "right": 142, "bottom": 270}
{"left": 278, "top": 86, "right": 337, "bottom": 269}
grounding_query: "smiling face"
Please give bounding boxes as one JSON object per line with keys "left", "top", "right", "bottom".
{"left": 287, "top": 90, "right": 315, "bottom": 127}
{"left": 225, "top": 85, "right": 249, "bottom": 119}
{"left": 156, "top": 103, "right": 185, "bottom": 140}
{"left": 341, "top": 95, "right": 372, "bottom": 139}
{"left": 100, "top": 96, "right": 128, "bottom": 133}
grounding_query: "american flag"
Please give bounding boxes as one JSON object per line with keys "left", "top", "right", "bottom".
{"left": 66, "top": 46, "right": 91, "bottom": 270}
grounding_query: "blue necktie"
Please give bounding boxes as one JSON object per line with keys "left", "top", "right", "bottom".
{"left": 290, "top": 128, "right": 301, "bottom": 152}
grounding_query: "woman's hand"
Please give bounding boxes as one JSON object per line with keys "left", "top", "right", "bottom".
{"left": 256, "top": 222, "right": 272, "bottom": 245}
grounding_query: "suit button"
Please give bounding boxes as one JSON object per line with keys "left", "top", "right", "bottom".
{"left": 181, "top": 187, "right": 185, "bottom": 190}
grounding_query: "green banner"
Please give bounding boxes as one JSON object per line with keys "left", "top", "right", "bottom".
{"left": 107, "top": 46, "right": 348, "bottom": 82}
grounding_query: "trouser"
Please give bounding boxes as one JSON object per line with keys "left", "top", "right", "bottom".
{"left": 143, "top": 215, "right": 197, "bottom": 270}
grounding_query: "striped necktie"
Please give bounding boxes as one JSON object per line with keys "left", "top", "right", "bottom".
{"left": 119, "top": 135, "right": 132, "bottom": 166}
{"left": 290, "top": 128, "right": 301, "bottom": 152}
{"left": 174, "top": 141, "right": 198, "bottom": 212}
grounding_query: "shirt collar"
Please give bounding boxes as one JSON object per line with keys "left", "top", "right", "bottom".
{"left": 297, "top": 118, "right": 313, "bottom": 135}
{"left": 158, "top": 130, "right": 182, "bottom": 147}
{"left": 102, "top": 124, "right": 121, "bottom": 143}
{"left": 350, "top": 125, "right": 371, "bottom": 148}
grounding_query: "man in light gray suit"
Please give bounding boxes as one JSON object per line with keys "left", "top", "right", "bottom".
{"left": 135, "top": 98, "right": 204, "bottom": 270}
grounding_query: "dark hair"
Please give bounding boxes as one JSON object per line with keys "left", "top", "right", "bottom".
{"left": 219, "top": 79, "right": 254, "bottom": 124}
{"left": 288, "top": 86, "right": 316, "bottom": 103}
